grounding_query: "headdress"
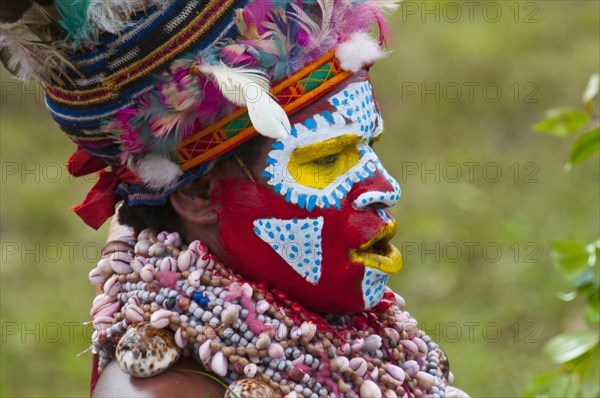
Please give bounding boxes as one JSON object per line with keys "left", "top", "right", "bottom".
{"left": 1, "top": 0, "right": 398, "bottom": 228}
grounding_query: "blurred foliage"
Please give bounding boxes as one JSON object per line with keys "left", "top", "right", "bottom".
{"left": 524, "top": 75, "right": 600, "bottom": 397}
{"left": 1, "top": 1, "right": 599, "bottom": 397}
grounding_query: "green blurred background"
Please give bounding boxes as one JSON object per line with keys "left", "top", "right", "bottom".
{"left": 1, "top": 1, "right": 598, "bottom": 396}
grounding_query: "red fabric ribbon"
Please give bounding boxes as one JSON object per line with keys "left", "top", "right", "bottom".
{"left": 67, "top": 148, "right": 143, "bottom": 229}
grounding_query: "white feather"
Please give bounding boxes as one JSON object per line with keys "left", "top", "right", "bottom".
{"left": 85, "top": 0, "right": 171, "bottom": 41}
{"left": 137, "top": 154, "right": 183, "bottom": 189}
{"left": 335, "top": 32, "right": 386, "bottom": 73}
{"left": 198, "top": 63, "right": 291, "bottom": 140}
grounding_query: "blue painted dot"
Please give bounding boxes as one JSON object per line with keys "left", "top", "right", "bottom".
{"left": 276, "top": 226, "right": 281, "bottom": 232}
{"left": 268, "top": 232, "right": 275, "bottom": 239}
{"left": 346, "top": 110, "right": 353, "bottom": 117}
{"left": 312, "top": 267, "right": 319, "bottom": 273}
{"left": 266, "top": 221, "right": 271, "bottom": 228}
{"left": 290, "top": 254, "right": 296, "bottom": 259}
{"left": 366, "top": 289, "right": 371, "bottom": 296}
{"left": 273, "top": 244, "right": 279, "bottom": 250}
{"left": 258, "top": 220, "right": 263, "bottom": 226}
{"left": 315, "top": 260, "right": 321, "bottom": 265}
{"left": 254, "top": 227, "right": 261, "bottom": 235}
{"left": 304, "top": 258, "right": 310, "bottom": 264}
{"left": 289, "top": 235, "right": 295, "bottom": 240}
{"left": 332, "top": 98, "right": 340, "bottom": 106}
{"left": 343, "top": 90, "right": 349, "bottom": 97}
{"left": 291, "top": 246, "right": 299, "bottom": 253}
{"left": 305, "top": 249, "right": 312, "bottom": 254}
{"left": 285, "top": 223, "right": 291, "bottom": 230}
{"left": 305, "top": 118, "right": 317, "bottom": 130}
{"left": 305, "top": 234, "right": 310, "bottom": 239}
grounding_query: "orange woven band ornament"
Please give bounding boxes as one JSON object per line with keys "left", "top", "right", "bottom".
{"left": 177, "top": 51, "right": 353, "bottom": 171}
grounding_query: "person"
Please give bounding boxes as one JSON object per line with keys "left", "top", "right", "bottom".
{"left": 1, "top": 1, "right": 469, "bottom": 397}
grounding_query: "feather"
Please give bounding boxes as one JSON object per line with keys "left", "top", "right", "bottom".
{"left": 136, "top": 153, "right": 182, "bottom": 189}
{"left": 55, "top": 0, "right": 170, "bottom": 45}
{"left": 0, "top": 24, "right": 78, "bottom": 85}
{"left": 198, "top": 62, "right": 291, "bottom": 140}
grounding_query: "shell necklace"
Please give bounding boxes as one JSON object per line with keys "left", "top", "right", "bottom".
{"left": 89, "top": 229, "right": 468, "bottom": 398}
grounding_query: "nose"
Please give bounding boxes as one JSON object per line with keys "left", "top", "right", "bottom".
{"left": 352, "top": 160, "right": 401, "bottom": 210}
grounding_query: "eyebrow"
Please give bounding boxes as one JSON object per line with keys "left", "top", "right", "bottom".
{"left": 291, "top": 134, "right": 361, "bottom": 162}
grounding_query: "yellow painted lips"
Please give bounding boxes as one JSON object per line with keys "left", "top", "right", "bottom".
{"left": 349, "top": 222, "right": 403, "bottom": 274}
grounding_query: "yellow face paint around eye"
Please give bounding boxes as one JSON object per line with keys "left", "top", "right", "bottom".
{"left": 287, "top": 134, "right": 362, "bottom": 189}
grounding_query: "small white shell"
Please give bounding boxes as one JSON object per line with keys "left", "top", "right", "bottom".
{"left": 255, "top": 299, "right": 270, "bottom": 314}
{"left": 364, "top": 335, "right": 382, "bottom": 352}
{"left": 90, "top": 294, "right": 116, "bottom": 317}
{"left": 103, "top": 275, "right": 121, "bottom": 297}
{"left": 110, "top": 252, "right": 133, "bottom": 274}
{"left": 359, "top": 380, "right": 382, "bottom": 398}
{"left": 177, "top": 250, "right": 193, "bottom": 272}
{"left": 383, "top": 390, "right": 398, "bottom": 398}
{"left": 241, "top": 283, "right": 253, "bottom": 298}
{"left": 403, "top": 360, "right": 419, "bottom": 377}
{"left": 335, "top": 357, "right": 349, "bottom": 372}
{"left": 351, "top": 337, "right": 364, "bottom": 352}
{"left": 134, "top": 240, "right": 151, "bottom": 256}
{"left": 199, "top": 339, "right": 212, "bottom": 366}
{"left": 188, "top": 270, "right": 201, "bottom": 288}
{"left": 174, "top": 328, "right": 187, "bottom": 349}
{"left": 164, "top": 232, "right": 181, "bottom": 247}
{"left": 268, "top": 343, "right": 284, "bottom": 359}
{"left": 140, "top": 264, "right": 155, "bottom": 282}
{"left": 93, "top": 315, "right": 113, "bottom": 331}
{"left": 148, "top": 242, "right": 166, "bottom": 257}
{"left": 394, "top": 292, "right": 406, "bottom": 309}
{"left": 125, "top": 302, "right": 144, "bottom": 324}
{"left": 97, "top": 258, "right": 112, "bottom": 276}
{"left": 211, "top": 351, "right": 228, "bottom": 377}
{"left": 88, "top": 268, "right": 105, "bottom": 286}
{"left": 338, "top": 343, "right": 351, "bottom": 356}
{"left": 384, "top": 364, "right": 406, "bottom": 384}
{"left": 150, "top": 309, "right": 173, "bottom": 329}
{"left": 130, "top": 257, "right": 146, "bottom": 273}
{"left": 275, "top": 323, "right": 288, "bottom": 341}
{"left": 415, "top": 371, "right": 436, "bottom": 390}
{"left": 290, "top": 327, "right": 302, "bottom": 340}
{"left": 413, "top": 337, "right": 428, "bottom": 356}
{"left": 256, "top": 333, "right": 271, "bottom": 350}
{"left": 400, "top": 339, "right": 419, "bottom": 356}
{"left": 349, "top": 357, "right": 367, "bottom": 376}
{"left": 243, "top": 363, "right": 257, "bottom": 378}
{"left": 300, "top": 321, "right": 316, "bottom": 341}
{"left": 221, "top": 305, "right": 240, "bottom": 324}
{"left": 159, "top": 257, "right": 178, "bottom": 273}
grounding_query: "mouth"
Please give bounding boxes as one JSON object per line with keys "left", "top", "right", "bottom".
{"left": 350, "top": 222, "right": 403, "bottom": 274}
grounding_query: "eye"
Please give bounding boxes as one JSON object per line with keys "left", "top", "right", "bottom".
{"left": 312, "top": 154, "right": 340, "bottom": 167}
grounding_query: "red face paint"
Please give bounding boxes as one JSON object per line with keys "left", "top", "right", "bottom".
{"left": 211, "top": 74, "right": 401, "bottom": 313}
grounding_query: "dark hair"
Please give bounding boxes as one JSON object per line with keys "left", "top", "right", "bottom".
{"left": 117, "top": 136, "right": 266, "bottom": 233}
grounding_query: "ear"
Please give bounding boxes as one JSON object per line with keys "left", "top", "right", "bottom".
{"left": 170, "top": 178, "right": 218, "bottom": 226}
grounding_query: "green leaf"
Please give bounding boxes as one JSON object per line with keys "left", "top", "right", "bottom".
{"left": 574, "top": 269, "right": 596, "bottom": 295}
{"left": 549, "top": 374, "right": 575, "bottom": 398}
{"left": 585, "top": 289, "right": 600, "bottom": 326}
{"left": 568, "top": 128, "right": 600, "bottom": 167}
{"left": 551, "top": 241, "right": 592, "bottom": 279}
{"left": 583, "top": 74, "right": 600, "bottom": 113}
{"left": 544, "top": 330, "right": 599, "bottom": 364}
{"left": 523, "top": 372, "right": 556, "bottom": 397}
{"left": 533, "top": 108, "right": 589, "bottom": 136}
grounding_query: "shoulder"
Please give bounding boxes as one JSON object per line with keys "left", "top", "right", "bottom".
{"left": 92, "top": 357, "right": 226, "bottom": 398}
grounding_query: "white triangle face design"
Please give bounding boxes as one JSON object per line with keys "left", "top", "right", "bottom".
{"left": 253, "top": 217, "right": 324, "bottom": 284}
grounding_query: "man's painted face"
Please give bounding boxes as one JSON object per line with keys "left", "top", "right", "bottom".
{"left": 212, "top": 73, "right": 402, "bottom": 313}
